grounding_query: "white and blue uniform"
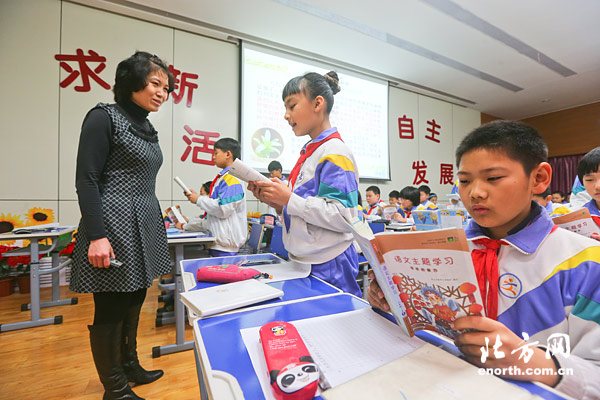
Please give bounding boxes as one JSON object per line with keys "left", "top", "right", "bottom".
{"left": 188, "top": 166, "right": 247, "bottom": 255}
{"left": 466, "top": 203, "right": 600, "bottom": 399}
{"left": 282, "top": 128, "right": 361, "bottom": 296}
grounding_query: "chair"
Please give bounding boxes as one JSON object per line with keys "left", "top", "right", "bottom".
{"left": 246, "top": 223, "right": 265, "bottom": 254}
{"left": 357, "top": 253, "right": 370, "bottom": 299}
{"left": 270, "top": 225, "right": 289, "bottom": 260}
{"left": 368, "top": 221, "right": 386, "bottom": 234}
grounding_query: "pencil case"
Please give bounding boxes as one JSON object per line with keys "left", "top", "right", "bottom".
{"left": 195, "top": 264, "right": 269, "bottom": 283}
{"left": 260, "top": 321, "right": 320, "bottom": 400}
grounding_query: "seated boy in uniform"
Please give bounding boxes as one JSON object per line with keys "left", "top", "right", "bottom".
{"left": 533, "top": 187, "right": 570, "bottom": 216}
{"left": 184, "top": 138, "right": 247, "bottom": 256}
{"left": 388, "top": 190, "right": 401, "bottom": 207}
{"left": 368, "top": 121, "right": 600, "bottom": 399}
{"left": 365, "top": 185, "right": 385, "bottom": 219}
{"left": 577, "top": 146, "right": 600, "bottom": 241}
{"left": 417, "top": 184, "right": 437, "bottom": 210}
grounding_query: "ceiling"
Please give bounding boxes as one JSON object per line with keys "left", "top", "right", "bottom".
{"left": 104, "top": 0, "right": 600, "bottom": 119}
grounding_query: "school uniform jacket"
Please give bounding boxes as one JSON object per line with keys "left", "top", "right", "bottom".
{"left": 466, "top": 206, "right": 600, "bottom": 399}
{"left": 193, "top": 167, "right": 247, "bottom": 253}
{"left": 583, "top": 199, "right": 600, "bottom": 227}
{"left": 366, "top": 199, "right": 385, "bottom": 216}
{"left": 417, "top": 200, "right": 438, "bottom": 211}
{"left": 282, "top": 128, "right": 359, "bottom": 264}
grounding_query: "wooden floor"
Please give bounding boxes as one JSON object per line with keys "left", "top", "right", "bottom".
{"left": 0, "top": 282, "right": 200, "bottom": 400}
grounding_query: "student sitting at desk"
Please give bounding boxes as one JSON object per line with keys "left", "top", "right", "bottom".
{"left": 267, "top": 161, "right": 288, "bottom": 217}
{"left": 388, "top": 190, "right": 401, "bottom": 207}
{"left": 417, "top": 184, "right": 438, "bottom": 210}
{"left": 392, "top": 186, "right": 420, "bottom": 222}
{"left": 533, "top": 187, "right": 570, "bottom": 216}
{"left": 174, "top": 180, "right": 211, "bottom": 230}
{"left": 551, "top": 190, "right": 567, "bottom": 205}
{"left": 577, "top": 146, "right": 600, "bottom": 241}
{"left": 184, "top": 138, "right": 247, "bottom": 257}
{"left": 365, "top": 185, "right": 385, "bottom": 220}
{"left": 248, "top": 71, "right": 361, "bottom": 297}
{"left": 369, "top": 121, "right": 600, "bottom": 399}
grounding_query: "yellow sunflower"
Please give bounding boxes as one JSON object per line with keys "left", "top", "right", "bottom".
{"left": 26, "top": 207, "right": 55, "bottom": 225}
{"left": 0, "top": 213, "right": 25, "bottom": 244}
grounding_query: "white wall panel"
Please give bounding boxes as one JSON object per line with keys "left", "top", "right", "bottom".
{"left": 58, "top": 2, "right": 174, "bottom": 200}
{"left": 0, "top": 0, "right": 60, "bottom": 201}
{"left": 417, "top": 96, "right": 454, "bottom": 198}
{"left": 171, "top": 29, "right": 239, "bottom": 205}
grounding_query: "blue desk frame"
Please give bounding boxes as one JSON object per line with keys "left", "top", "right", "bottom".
{"left": 193, "top": 294, "right": 567, "bottom": 400}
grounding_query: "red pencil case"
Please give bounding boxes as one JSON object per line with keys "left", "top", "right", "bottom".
{"left": 260, "top": 321, "right": 320, "bottom": 400}
{"left": 195, "top": 264, "right": 269, "bottom": 283}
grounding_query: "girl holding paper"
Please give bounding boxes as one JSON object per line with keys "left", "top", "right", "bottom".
{"left": 249, "top": 71, "right": 361, "bottom": 296}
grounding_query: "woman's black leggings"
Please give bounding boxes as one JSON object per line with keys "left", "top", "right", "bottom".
{"left": 92, "top": 288, "right": 147, "bottom": 325}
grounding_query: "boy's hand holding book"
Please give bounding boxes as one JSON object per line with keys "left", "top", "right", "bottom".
{"left": 367, "top": 269, "right": 390, "bottom": 312}
{"left": 185, "top": 189, "right": 200, "bottom": 204}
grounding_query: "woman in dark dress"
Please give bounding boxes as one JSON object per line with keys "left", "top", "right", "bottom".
{"left": 71, "top": 52, "right": 174, "bottom": 400}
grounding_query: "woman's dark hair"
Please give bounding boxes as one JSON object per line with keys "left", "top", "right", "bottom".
{"left": 399, "top": 186, "right": 420, "bottom": 208}
{"left": 282, "top": 71, "right": 340, "bottom": 114}
{"left": 577, "top": 147, "right": 600, "bottom": 183}
{"left": 113, "top": 51, "right": 175, "bottom": 104}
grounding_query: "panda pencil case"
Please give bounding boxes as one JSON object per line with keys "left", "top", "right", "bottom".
{"left": 195, "top": 264, "right": 271, "bottom": 283}
{"left": 260, "top": 321, "right": 320, "bottom": 400}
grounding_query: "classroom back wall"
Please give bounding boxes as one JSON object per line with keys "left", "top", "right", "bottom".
{"left": 0, "top": 0, "right": 480, "bottom": 228}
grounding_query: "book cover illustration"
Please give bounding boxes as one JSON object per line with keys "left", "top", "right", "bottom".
{"left": 373, "top": 229, "right": 485, "bottom": 339}
{"left": 413, "top": 210, "right": 441, "bottom": 231}
{"left": 552, "top": 207, "right": 598, "bottom": 238}
{"left": 440, "top": 208, "right": 469, "bottom": 229}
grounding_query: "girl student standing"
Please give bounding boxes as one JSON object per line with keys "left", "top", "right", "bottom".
{"left": 249, "top": 71, "right": 361, "bottom": 296}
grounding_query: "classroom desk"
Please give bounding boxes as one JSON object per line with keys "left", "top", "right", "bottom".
{"left": 180, "top": 253, "right": 342, "bottom": 321}
{"left": 385, "top": 222, "right": 413, "bottom": 232}
{"left": 192, "top": 294, "right": 568, "bottom": 400}
{"left": 152, "top": 231, "right": 215, "bottom": 358}
{"left": 0, "top": 227, "right": 77, "bottom": 332}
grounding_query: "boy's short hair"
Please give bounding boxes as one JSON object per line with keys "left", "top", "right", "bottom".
{"left": 214, "top": 138, "right": 241, "bottom": 161}
{"left": 399, "top": 186, "right": 420, "bottom": 207}
{"left": 533, "top": 187, "right": 551, "bottom": 198}
{"left": 577, "top": 147, "right": 600, "bottom": 183}
{"left": 389, "top": 190, "right": 401, "bottom": 199}
{"left": 366, "top": 185, "right": 380, "bottom": 195}
{"left": 202, "top": 181, "right": 212, "bottom": 194}
{"left": 551, "top": 190, "right": 564, "bottom": 197}
{"left": 268, "top": 160, "right": 283, "bottom": 172}
{"left": 456, "top": 120, "right": 548, "bottom": 175}
{"left": 418, "top": 185, "right": 431, "bottom": 195}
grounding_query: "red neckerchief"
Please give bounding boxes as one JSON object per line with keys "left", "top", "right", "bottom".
{"left": 367, "top": 203, "right": 379, "bottom": 215}
{"left": 592, "top": 215, "right": 600, "bottom": 227}
{"left": 202, "top": 173, "right": 220, "bottom": 218}
{"left": 288, "top": 132, "right": 342, "bottom": 191}
{"left": 471, "top": 238, "right": 506, "bottom": 320}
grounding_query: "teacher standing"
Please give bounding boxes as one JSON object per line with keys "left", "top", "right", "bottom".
{"left": 70, "top": 51, "right": 174, "bottom": 400}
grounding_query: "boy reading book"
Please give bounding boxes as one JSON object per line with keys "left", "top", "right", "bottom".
{"left": 368, "top": 121, "right": 600, "bottom": 399}
{"left": 365, "top": 185, "right": 385, "bottom": 219}
{"left": 577, "top": 147, "right": 600, "bottom": 241}
{"left": 184, "top": 138, "right": 247, "bottom": 256}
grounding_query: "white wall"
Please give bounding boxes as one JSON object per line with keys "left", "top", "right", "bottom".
{"left": 0, "top": 0, "right": 480, "bottom": 227}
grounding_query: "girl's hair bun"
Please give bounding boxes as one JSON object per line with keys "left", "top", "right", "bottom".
{"left": 323, "top": 71, "right": 341, "bottom": 95}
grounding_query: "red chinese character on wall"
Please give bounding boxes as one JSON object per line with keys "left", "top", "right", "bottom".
{"left": 398, "top": 115, "right": 414, "bottom": 139}
{"left": 181, "top": 125, "right": 220, "bottom": 165}
{"left": 440, "top": 163, "right": 454, "bottom": 185}
{"left": 54, "top": 49, "right": 111, "bottom": 92}
{"left": 412, "top": 160, "right": 429, "bottom": 185}
{"left": 425, "top": 119, "right": 441, "bottom": 143}
{"left": 169, "top": 65, "right": 199, "bottom": 108}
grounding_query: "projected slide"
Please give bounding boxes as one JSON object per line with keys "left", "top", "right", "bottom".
{"left": 241, "top": 44, "right": 390, "bottom": 180}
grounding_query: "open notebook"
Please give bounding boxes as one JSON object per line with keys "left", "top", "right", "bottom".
{"left": 180, "top": 279, "right": 283, "bottom": 318}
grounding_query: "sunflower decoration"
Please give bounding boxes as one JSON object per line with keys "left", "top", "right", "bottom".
{"left": 0, "top": 213, "right": 25, "bottom": 245}
{"left": 26, "top": 207, "right": 55, "bottom": 226}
